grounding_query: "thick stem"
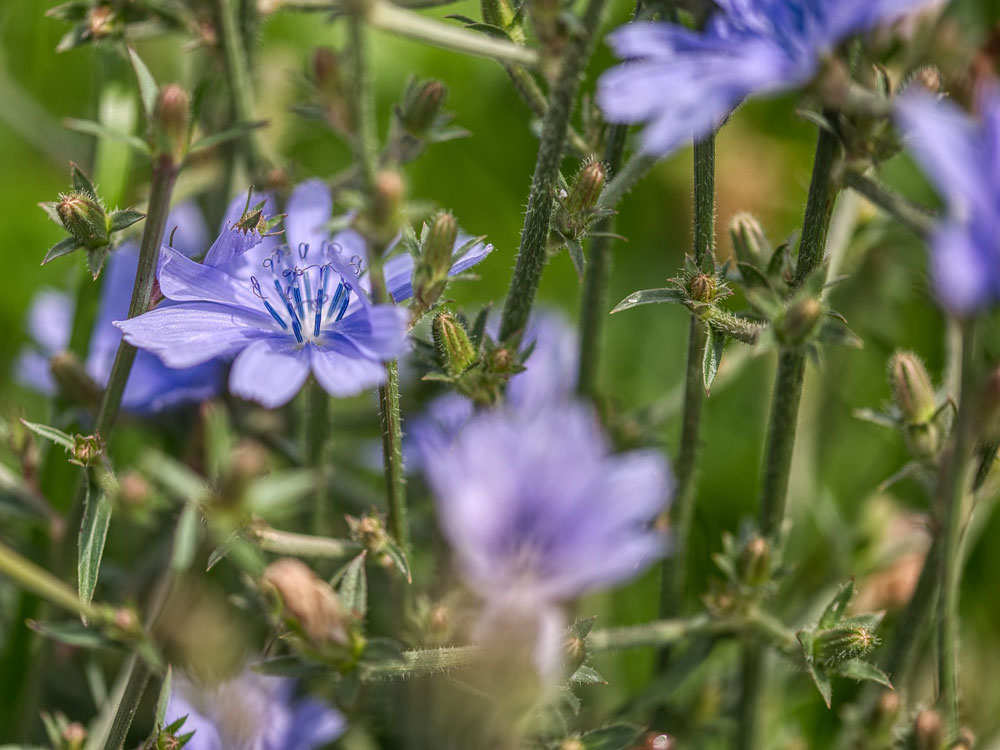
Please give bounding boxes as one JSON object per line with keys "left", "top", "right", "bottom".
{"left": 498, "top": 0, "right": 609, "bottom": 342}
{"left": 937, "top": 320, "right": 978, "bottom": 738}
{"left": 576, "top": 120, "right": 628, "bottom": 397}
{"left": 217, "top": 0, "right": 264, "bottom": 173}
{"left": 739, "top": 123, "right": 841, "bottom": 750}
{"left": 306, "top": 380, "right": 331, "bottom": 531}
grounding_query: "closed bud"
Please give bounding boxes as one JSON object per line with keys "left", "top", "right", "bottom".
{"left": 730, "top": 212, "right": 770, "bottom": 267}
{"left": 71, "top": 433, "right": 103, "bottom": 467}
{"left": 370, "top": 170, "right": 405, "bottom": 237}
{"left": 433, "top": 312, "right": 476, "bottom": 376}
{"left": 57, "top": 192, "right": 108, "bottom": 248}
{"left": 688, "top": 273, "right": 717, "bottom": 303}
{"left": 87, "top": 5, "right": 116, "bottom": 38}
{"left": 901, "top": 65, "right": 942, "bottom": 96}
{"left": 814, "top": 625, "right": 879, "bottom": 666}
{"left": 61, "top": 722, "right": 86, "bottom": 750}
{"left": 565, "top": 160, "right": 606, "bottom": 218}
{"left": 118, "top": 471, "right": 151, "bottom": 508}
{"left": 738, "top": 535, "right": 771, "bottom": 587}
{"left": 311, "top": 47, "right": 342, "bottom": 91}
{"left": 910, "top": 709, "right": 943, "bottom": 750}
{"left": 871, "top": 690, "right": 901, "bottom": 731}
{"left": 400, "top": 80, "right": 448, "bottom": 137}
{"left": 263, "top": 558, "right": 350, "bottom": 647}
{"left": 559, "top": 739, "right": 585, "bottom": 750}
{"left": 49, "top": 351, "right": 101, "bottom": 406}
{"left": 953, "top": 728, "right": 975, "bottom": 750}
{"left": 889, "top": 351, "right": 937, "bottom": 425}
{"left": 421, "top": 212, "right": 458, "bottom": 279}
{"left": 779, "top": 297, "right": 823, "bottom": 346}
{"left": 347, "top": 513, "right": 389, "bottom": 553}
{"left": 154, "top": 84, "right": 190, "bottom": 162}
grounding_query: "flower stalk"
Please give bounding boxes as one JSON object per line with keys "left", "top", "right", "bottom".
{"left": 306, "top": 380, "right": 331, "bottom": 531}
{"left": 498, "top": 0, "right": 610, "bottom": 343}
{"left": 217, "top": 0, "right": 264, "bottom": 173}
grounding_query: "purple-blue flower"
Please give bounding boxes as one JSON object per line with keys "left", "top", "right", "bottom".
{"left": 165, "top": 670, "right": 345, "bottom": 750}
{"left": 598, "top": 0, "right": 934, "bottom": 156}
{"left": 420, "top": 400, "right": 671, "bottom": 674}
{"left": 16, "top": 203, "right": 225, "bottom": 414}
{"left": 896, "top": 90, "right": 1000, "bottom": 313}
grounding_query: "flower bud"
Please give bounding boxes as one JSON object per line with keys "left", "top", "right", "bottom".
{"left": 910, "top": 709, "right": 942, "bottom": 750}
{"left": 422, "top": 212, "right": 458, "bottom": 279}
{"left": 57, "top": 192, "right": 108, "bottom": 248}
{"left": 688, "top": 273, "right": 717, "bottom": 304}
{"left": 61, "top": 722, "right": 86, "bottom": 750}
{"left": 559, "top": 739, "right": 585, "bottom": 750}
{"left": 87, "top": 5, "right": 116, "bottom": 39}
{"left": 433, "top": 311, "right": 476, "bottom": 376}
{"left": 400, "top": 80, "right": 447, "bottom": 137}
{"left": 154, "top": 84, "right": 190, "bottom": 162}
{"left": 900, "top": 65, "right": 942, "bottom": 96}
{"left": 738, "top": 535, "right": 771, "bottom": 587}
{"left": 117, "top": 471, "right": 151, "bottom": 508}
{"left": 870, "top": 689, "right": 900, "bottom": 731}
{"left": 347, "top": 513, "right": 389, "bottom": 553}
{"left": 889, "top": 351, "right": 937, "bottom": 425}
{"left": 369, "top": 170, "right": 406, "bottom": 240}
{"left": 262, "top": 558, "right": 350, "bottom": 647}
{"left": 71, "top": 433, "right": 103, "bottom": 467}
{"left": 778, "top": 297, "right": 823, "bottom": 346}
{"left": 730, "top": 212, "right": 770, "bottom": 267}
{"left": 312, "top": 47, "right": 341, "bottom": 90}
{"left": 813, "top": 625, "right": 879, "bottom": 666}
{"left": 565, "top": 160, "right": 606, "bottom": 218}
{"left": 49, "top": 351, "right": 101, "bottom": 407}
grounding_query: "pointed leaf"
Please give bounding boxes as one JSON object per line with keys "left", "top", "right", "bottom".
{"left": 336, "top": 551, "right": 368, "bottom": 619}
{"left": 28, "top": 619, "right": 112, "bottom": 649}
{"left": 852, "top": 408, "right": 899, "bottom": 429}
{"left": 611, "top": 288, "right": 685, "bottom": 314}
{"left": 63, "top": 118, "right": 150, "bottom": 154}
{"left": 127, "top": 47, "right": 159, "bottom": 118}
{"left": 245, "top": 470, "right": 316, "bottom": 520}
{"left": 86, "top": 246, "right": 109, "bottom": 280}
{"left": 807, "top": 660, "right": 833, "bottom": 708}
{"left": 188, "top": 121, "right": 269, "bottom": 154}
{"left": 70, "top": 161, "right": 97, "bottom": 195}
{"left": 569, "top": 616, "right": 597, "bottom": 641}
{"left": 362, "top": 637, "right": 406, "bottom": 664}
{"left": 155, "top": 666, "right": 173, "bottom": 727}
{"left": 832, "top": 659, "right": 892, "bottom": 688}
{"left": 78, "top": 480, "right": 112, "bottom": 609}
{"left": 703, "top": 325, "right": 726, "bottom": 394}
{"left": 20, "top": 419, "right": 74, "bottom": 450}
{"left": 566, "top": 236, "right": 585, "bottom": 281}
{"left": 737, "top": 261, "right": 772, "bottom": 289}
{"left": 170, "top": 503, "right": 201, "bottom": 572}
{"left": 819, "top": 580, "right": 855, "bottom": 629}
{"left": 382, "top": 538, "right": 412, "bottom": 583}
{"left": 39, "top": 201, "right": 63, "bottom": 225}
{"left": 109, "top": 209, "right": 146, "bottom": 233}
{"left": 578, "top": 724, "right": 644, "bottom": 750}
{"left": 42, "top": 237, "right": 83, "bottom": 265}
{"left": 569, "top": 665, "right": 606, "bottom": 685}
{"left": 877, "top": 461, "right": 924, "bottom": 493}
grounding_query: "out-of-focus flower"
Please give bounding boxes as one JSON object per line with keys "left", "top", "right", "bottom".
{"left": 420, "top": 401, "right": 671, "bottom": 676}
{"left": 165, "top": 670, "right": 345, "bottom": 750}
{"left": 16, "top": 202, "right": 225, "bottom": 414}
{"left": 896, "top": 90, "right": 1000, "bottom": 312}
{"left": 598, "top": 0, "right": 935, "bottom": 156}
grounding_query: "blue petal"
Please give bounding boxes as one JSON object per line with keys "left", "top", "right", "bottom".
{"left": 310, "top": 343, "right": 387, "bottom": 397}
{"left": 158, "top": 247, "right": 266, "bottom": 312}
{"left": 229, "top": 338, "right": 310, "bottom": 408}
{"left": 285, "top": 179, "right": 333, "bottom": 257}
{"left": 325, "top": 304, "right": 408, "bottom": 360}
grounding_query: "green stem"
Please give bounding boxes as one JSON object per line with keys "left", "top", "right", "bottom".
{"left": 498, "top": 0, "right": 610, "bottom": 342}
{"left": 576, "top": 120, "right": 628, "bottom": 397}
{"left": 937, "top": 320, "right": 978, "bottom": 738}
{"left": 252, "top": 525, "right": 361, "bottom": 558}
{"left": 378, "top": 360, "right": 408, "bottom": 551}
{"left": 500, "top": 64, "right": 593, "bottom": 155}
{"left": 661, "top": 135, "right": 715, "bottom": 623}
{"left": 0, "top": 541, "right": 104, "bottom": 622}
{"left": 102, "top": 658, "right": 151, "bottom": 750}
{"left": 366, "top": 0, "right": 539, "bottom": 66}
{"left": 597, "top": 150, "right": 657, "bottom": 212}
{"left": 218, "top": 0, "right": 264, "bottom": 173}
{"left": 306, "top": 380, "right": 331, "bottom": 531}
{"left": 739, "top": 123, "right": 841, "bottom": 750}
{"left": 841, "top": 169, "right": 935, "bottom": 237}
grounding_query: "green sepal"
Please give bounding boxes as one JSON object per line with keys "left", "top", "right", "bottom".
{"left": 611, "top": 287, "right": 686, "bottom": 314}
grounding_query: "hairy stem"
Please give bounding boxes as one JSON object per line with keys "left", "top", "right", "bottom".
{"left": 841, "top": 169, "right": 935, "bottom": 237}
{"left": 0, "top": 541, "right": 104, "bottom": 622}
{"left": 217, "top": 0, "right": 264, "bottom": 173}
{"left": 252, "top": 525, "right": 361, "bottom": 558}
{"left": 498, "top": 0, "right": 610, "bottom": 342}
{"left": 597, "top": 150, "right": 656, "bottom": 212}
{"left": 306, "top": 380, "right": 331, "bottom": 531}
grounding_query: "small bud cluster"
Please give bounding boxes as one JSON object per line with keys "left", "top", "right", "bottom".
{"left": 411, "top": 212, "right": 459, "bottom": 318}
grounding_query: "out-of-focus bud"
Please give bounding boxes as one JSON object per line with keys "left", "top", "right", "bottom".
{"left": 218, "top": 440, "right": 269, "bottom": 506}
{"left": 870, "top": 689, "right": 900, "bottom": 732}
{"left": 111, "top": 607, "right": 141, "bottom": 637}
{"left": 738, "top": 535, "right": 771, "bottom": 587}
{"left": 813, "top": 625, "right": 879, "bottom": 666}
{"left": 61, "top": 722, "right": 87, "bottom": 750}
{"left": 310, "top": 47, "right": 352, "bottom": 134}
{"left": 411, "top": 212, "right": 458, "bottom": 314}
{"left": 347, "top": 513, "right": 389, "bottom": 553}
{"left": 312, "top": 47, "right": 340, "bottom": 89}
{"left": 429, "top": 603, "right": 450, "bottom": 638}
{"left": 400, "top": 80, "right": 447, "bottom": 137}
{"left": 565, "top": 160, "right": 606, "bottom": 218}
{"left": 889, "top": 351, "right": 937, "bottom": 425}
{"left": 49, "top": 351, "right": 102, "bottom": 406}
{"left": 154, "top": 84, "right": 190, "bottom": 163}
{"left": 529, "top": 0, "right": 567, "bottom": 62}
{"left": 953, "top": 727, "right": 976, "bottom": 750}
{"left": 71, "top": 433, "right": 103, "bottom": 467}
{"left": 730, "top": 212, "right": 770, "bottom": 267}
{"left": 433, "top": 311, "right": 476, "bottom": 376}
{"left": 117, "top": 471, "right": 151, "bottom": 509}
{"left": 368, "top": 170, "right": 405, "bottom": 242}
{"left": 778, "top": 297, "right": 823, "bottom": 346}
{"left": 909, "top": 708, "right": 943, "bottom": 750}
{"left": 558, "top": 739, "right": 585, "bottom": 750}
{"left": 688, "top": 273, "right": 717, "bottom": 304}
{"left": 57, "top": 192, "right": 108, "bottom": 248}
{"left": 900, "top": 65, "right": 943, "bottom": 96}
{"left": 263, "top": 558, "right": 350, "bottom": 647}
{"left": 975, "top": 365, "right": 1000, "bottom": 442}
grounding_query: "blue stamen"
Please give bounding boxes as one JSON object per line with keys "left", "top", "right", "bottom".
{"left": 252, "top": 275, "right": 289, "bottom": 330}
{"left": 264, "top": 301, "right": 288, "bottom": 330}
{"left": 335, "top": 287, "right": 351, "bottom": 322}
{"left": 327, "top": 282, "right": 344, "bottom": 317}
{"left": 313, "top": 286, "right": 324, "bottom": 338}
{"left": 274, "top": 279, "right": 304, "bottom": 344}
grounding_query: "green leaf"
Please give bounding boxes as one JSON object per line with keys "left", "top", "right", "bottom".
{"left": 28, "top": 619, "right": 112, "bottom": 650}
{"left": 86, "top": 246, "right": 110, "bottom": 280}
{"left": 127, "top": 47, "right": 159, "bottom": 118}
{"left": 46, "top": 1, "right": 90, "bottom": 21}
{"left": 362, "top": 637, "right": 406, "bottom": 664}
{"left": 832, "top": 659, "right": 892, "bottom": 688}
{"left": 141, "top": 451, "right": 207, "bottom": 501}
{"left": 737, "top": 261, "right": 772, "bottom": 289}
{"left": 806, "top": 660, "right": 833, "bottom": 708}
{"left": 336, "top": 551, "right": 368, "bottom": 619}
{"left": 109, "top": 209, "right": 146, "bottom": 233}
{"left": 188, "top": 121, "right": 269, "bottom": 154}
{"left": 611, "top": 287, "right": 685, "bottom": 314}
{"left": 569, "top": 665, "right": 606, "bottom": 686}
{"left": 852, "top": 408, "right": 899, "bottom": 429}
{"left": 578, "top": 724, "right": 644, "bottom": 750}
{"left": 20, "top": 419, "right": 74, "bottom": 450}
{"left": 381, "top": 538, "right": 412, "bottom": 583}
{"left": 171, "top": 503, "right": 201, "bottom": 572}
{"left": 155, "top": 666, "right": 173, "bottom": 727}
{"left": 566, "top": 236, "right": 585, "bottom": 281}
{"left": 63, "top": 118, "right": 150, "bottom": 154}
{"left": 42, "top": 236, "right": 82, "bottom": 265}
{"left": 245, "top": 470, "right": 316, "bottom": 520}
{"left": 702, "top": 325, "right": 726, "bottom": 394}
{"left": 78, "top": 478, "right": 112, "bottom": 609}
{"left": 569, "top": 616, "right": 597, "bottom": 641}
{"left": 69, "top": 161, "right": 97, "bottom": 195}
{"left": 819, "top": 580, "right": 855, "bottom": 629}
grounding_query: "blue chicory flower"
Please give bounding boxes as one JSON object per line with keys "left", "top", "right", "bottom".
{"left": 165, "top": 670, "right": 345, "bottom": 750}
{"left": 420, "top": 400, "right": 672, "bottom": 675}
{"left": 17, "top": 203, "right": 226, "bottom": 414}
{"left": 598, "top": 0, "right": 935, "bottom": 157}
{"left": 896, "top": 90, "right": 1000, "bottom": 313}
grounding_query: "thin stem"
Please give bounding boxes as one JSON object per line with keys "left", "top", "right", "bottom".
{"left": 306, "top": 380, "right": 331, "bottom": 531}
{"left": 217, "top": 0, "right": 264, "bottom": 173}
{"left": 500, "top": 64, "right": 594, "bottom": 156}
{"left": 596, "top": 150, "right": 657, "bottom": 212}
{"left": 576, "top": 120, "right": 628, "bottom": 397}
{"left": 0, "top": 541, "right": 104, "bottom": 622}
{"left": 498, "top": 0, "right": 610, "bottom": 342}
{"left": 379, "top": 360, "right": 409, "bottom": 550}
{"left": 252, "top": 525, "right": 361, "bottom": 558}
{"left": 938, "top": 320, "right": 978, "bottom": 738}
{"left": 367, "top": 0, "right": 539, "bottom": 67}
{"left": 102, "top": 659, "right": 151, "bottom": 750}
{"left": 841, "top": 169, "right": 935, "bottom": 237}
{"left": 739, "top": 123, "right": 841, "bottom": 750}
{"left": 661, "top": 134, "right": 715, "bottom": 623}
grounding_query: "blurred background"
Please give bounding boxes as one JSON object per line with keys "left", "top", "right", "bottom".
{"left": 2, "top": 0, "right": 1000, "bottom": 747}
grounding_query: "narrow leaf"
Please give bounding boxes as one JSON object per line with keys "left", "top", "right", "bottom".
{"left": 63, "top": 118, "right": 150, "bottom": 154}
{"left": 109, "top": 209, "right": 146, "bottom": 233}
{"left": 382, "top": 539, "right": 412, "bottom": 583}
{"left": 807, "top": 661, "right": 833, "bottom": 708}
{"left": 245, "top": 470, "right": 316, "bottom": 520}
{"left": 155, "top": 666, "right": 173, "bottom": 727}
{"left": 566, "top": 236, "right": 585, "bottom": 281}
{"left": 70, "top": 161, "right": 97, "bottom": 195}
{"left": 127, "top": 47, "right": 159, "bottom": 118}
{"left": 171, "top": 503, "right": 201, "bottom": 572}
{"left": 42, "top": 236, "right": 82, "bottom": 265}
{"left": 20, "top": 419, "right": 74, "bottom": 450}
{"left": 819, "top": 580, "right": 855, "bottom": 629}
{"left": 702, "top": 325, "right": 726, "bottom": 394}
{"left": 78, "top": 479, "right": 112, "bottom": 609}
{"left": 28, "top": 619, "right": 111, "bottom": 649}
{"left": 336, "top": 551, "right": 368, "bottom": 619}
{"left": 833, "top": 659, "right": 892, "bottom": 688}
{"left": 578, "top": 724, "right": 644, "bottom": 750}
{"left": 188, "top": 121, "right": 269, "bottom": 154}
{"left": 86, "top": 246, "right": 109, "bottom": 280}
{"left": 611, "top": 288, "right": 685, "bottom": 314}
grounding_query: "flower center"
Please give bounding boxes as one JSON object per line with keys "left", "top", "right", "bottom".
{"left": 249, "top": 242, "right": 363, "bottom": 345}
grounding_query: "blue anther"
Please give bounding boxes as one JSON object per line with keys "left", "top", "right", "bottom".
{"left": 335, "top": 287, "right": 351, "bottom": 321}
{"left": 327, "top": 282, "right": 344, "bottom": 317}
{"left": 264, "top": 301, "right": 288, "bottom": 330}
{"left": 313, "top": 287, "right": 324, "bottom": 338}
